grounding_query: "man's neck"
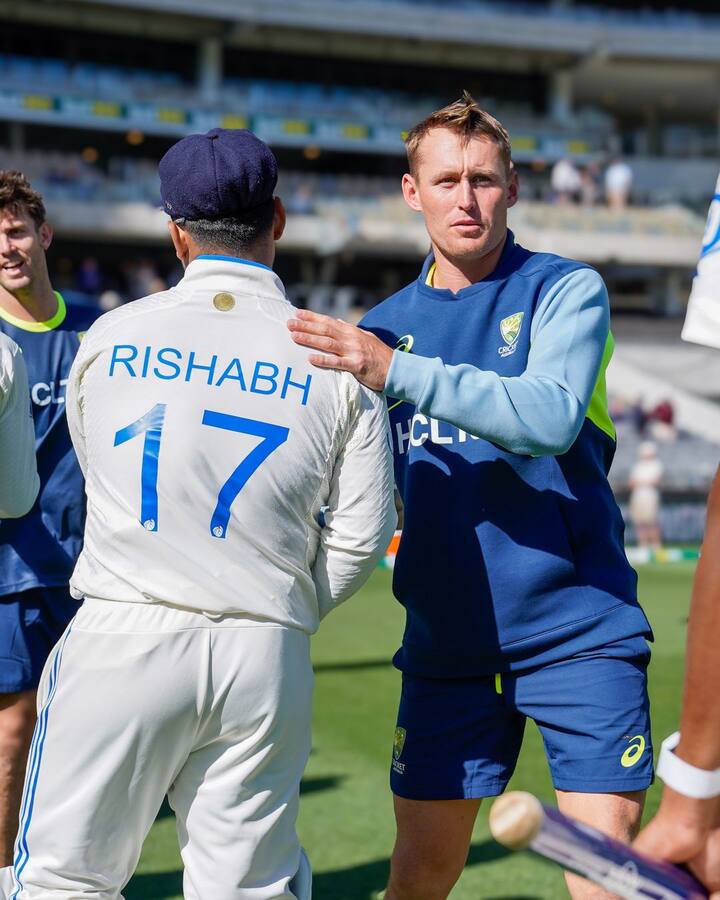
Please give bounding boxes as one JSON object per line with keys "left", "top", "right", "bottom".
{"left": 0, "top": 282, "right": 58, "bottom": 323}
{"left": 188, "top": 244, "right": 274, "bottom": 270}
{"left": 431, "top": 233, "right": 508, "bottom": 292}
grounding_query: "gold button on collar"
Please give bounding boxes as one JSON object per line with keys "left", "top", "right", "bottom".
{"left": 213, "top": 292, "right": 235, "bottom": 311}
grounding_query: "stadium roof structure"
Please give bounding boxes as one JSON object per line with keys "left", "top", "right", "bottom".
{"left": 7, "top": 0, "right": 719, "bottom": 123}
{"left": 55, "top": 0, "right": 720, "bottom": 63}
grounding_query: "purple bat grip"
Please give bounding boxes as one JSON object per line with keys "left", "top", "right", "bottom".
{"left": 533, "top": 805, "right": 708, "bottom": 899}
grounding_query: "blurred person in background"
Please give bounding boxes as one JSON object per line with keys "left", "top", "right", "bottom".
{"left": 98, "top": 289, "right": 124, "bottom": 312}
{"left": 628, "top": 441, "right": 663, "bottom": 549}
{"left": 551, "top": 156, "right": 582, "bottom": 204}
{"left": 289, "top": 93, "right": 652, "bottom": 900}
{"left": 74, "top": 256, "right": 103, "bottom": 296}
{"left": 0, "top": 333, "right": 38, "bottom": 519}
{"left": 0, "top": 171, "right": 99, "bottom": 865}
{"left": 126, "top": 258, "right": 166, "bottom": 298}
{"left": 605, "top": 158, "right": 633, "bottom": 209}
{"left": 648, "top": 398, "right": 677, "bottom": 442}
{"left": 580, "top": 161, "right": 602, "bottom": 207}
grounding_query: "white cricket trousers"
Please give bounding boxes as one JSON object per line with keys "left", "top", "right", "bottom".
{"left": 8, "top": 597, "right": 314, "bottom": 899}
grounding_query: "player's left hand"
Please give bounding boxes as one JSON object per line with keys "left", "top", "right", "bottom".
{"left": 287, "top": 309, "right": 392, "bottom": 392}
{"left": 634, "top": 787, "right": 720, "bottom": 896}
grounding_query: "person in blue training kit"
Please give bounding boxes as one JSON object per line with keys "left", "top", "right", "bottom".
{"left": 0, "top": 171, "right": 98, "bottom": 865}
{"left": 288, "top": 93, "right": 653, "bottom": 900}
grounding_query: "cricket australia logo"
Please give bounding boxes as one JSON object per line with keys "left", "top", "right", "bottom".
{"left": 392, "top": 727, "right": 407, "bottom": 775}
{"left": 498, "top": 312, "right": 524, "bottom": 357}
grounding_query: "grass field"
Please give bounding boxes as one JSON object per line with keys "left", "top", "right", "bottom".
{"left": 126, "top": 561, "right": 695, "bottom": 899}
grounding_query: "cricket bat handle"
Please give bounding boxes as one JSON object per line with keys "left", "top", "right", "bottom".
{"left": 489, "top": 791, "right": 708, "bottom": 899}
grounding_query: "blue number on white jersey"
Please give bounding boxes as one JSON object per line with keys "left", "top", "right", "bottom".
{"left": 114, "top": 405, "right": 290, "bottom": 539}
{"left": 113, "top": 403, "right": 166, "bottom": 532}
{"left": 201, "top": 411, "right": 289, "bottom": 539}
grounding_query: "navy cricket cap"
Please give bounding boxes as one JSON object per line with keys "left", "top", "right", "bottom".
{"left": 158, "top": 128, "right": 278, "bottom": 221}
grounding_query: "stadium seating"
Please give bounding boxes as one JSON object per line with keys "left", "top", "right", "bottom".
{"left": 0, "top": 51, "right": 612, "bottom": 153}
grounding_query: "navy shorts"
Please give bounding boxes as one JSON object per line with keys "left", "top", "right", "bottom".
{"left": 390, "top": 638, "right": 653, "bottom": 798}
{"left": 0, "top": 587, "right": 82, "bottom": 693}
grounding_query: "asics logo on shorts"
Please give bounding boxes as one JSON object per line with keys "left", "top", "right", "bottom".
{"left": 620, "top": 735, "right": 646, "bottom": 768}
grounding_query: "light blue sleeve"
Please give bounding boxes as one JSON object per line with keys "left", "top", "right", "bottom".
{"left": 383, "top": 267, "right": 609, "bottom": 456}
{"left": 0, "top": 337, "right": 39, "bottom": 518}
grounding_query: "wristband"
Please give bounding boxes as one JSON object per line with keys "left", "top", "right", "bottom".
{"left": 657, "top": 731, "right": 720, "bottom": 799}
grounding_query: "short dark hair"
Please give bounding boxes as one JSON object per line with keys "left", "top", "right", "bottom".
{"left": 405, "top": 91, "right": 512, "bottom": 177}
{"left": 0, "top": 170, "right": 46, "bottom": 229}
{"left": 175, "top": 199, "right": 275, "bottom": 256}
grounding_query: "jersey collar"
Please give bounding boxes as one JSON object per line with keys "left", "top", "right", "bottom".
{"left": 419, "top": 230, "right": 518, "bottom": 296}
{"left": 0, "top": 291, "right": 66, "bottom": 332}
{"left": 181, "top": 256, "right": 287, "bottom": 301}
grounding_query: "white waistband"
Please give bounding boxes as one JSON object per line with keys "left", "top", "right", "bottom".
{"left": 76, "top": 596, "right": 290, "bottom": 633}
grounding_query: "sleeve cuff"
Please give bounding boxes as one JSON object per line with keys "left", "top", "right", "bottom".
{"left": 385, "top": 350, "right": 433, "bottom": 405}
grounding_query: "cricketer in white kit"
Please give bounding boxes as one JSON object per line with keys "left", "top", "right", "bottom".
{"left": 5, "top": 129, "right": 396, "bottom": 900}
{"left": 0, "top": 333, "right": 39, "bottom": 519}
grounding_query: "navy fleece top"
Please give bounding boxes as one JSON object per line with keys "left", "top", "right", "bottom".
{"left": 361, "top": 232, "right": 651, "bottom": 676}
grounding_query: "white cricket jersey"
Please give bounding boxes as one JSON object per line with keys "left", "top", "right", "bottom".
{"left": 0, "top": 333, "right": 39, "bottom": 518}
{"left": 683, "top": 170, "right": 720, "bottom": 349}
{"left": 66, "top": 257, "right": 396, "bottom": 630}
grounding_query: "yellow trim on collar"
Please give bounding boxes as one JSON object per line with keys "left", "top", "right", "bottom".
{"left": 0, "top": 291, "right": 66, "bottom": 332}
{"left": 425, "top": 263, "right": 436, "bottom": 287}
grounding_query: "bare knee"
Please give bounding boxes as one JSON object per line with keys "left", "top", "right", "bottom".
{"left": 385, "top": 797, "right": 480, "bottom": 900}
{"left": 387, "top": 845, "right": 467, "bottom": 900}
{"left": 557, "top": 790, "right": 646, "bottom": 900}
{"left": 556, "top": 789, "right": 645, "bottom": 841}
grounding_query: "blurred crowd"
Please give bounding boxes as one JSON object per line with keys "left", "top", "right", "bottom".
{"left": 607, "top": 394, "right": 716, "bottom": 548}
{"left": 610, "top": 394, "right": 677, "bottom": 442}
{"left": 52, "top": 255, "right": 178, "bottom": 311}
{"left": 550, "top": 157, "right": 634, "bottom": 208}
{"left": 0, "top": 147, "right": 669, "bottom": 217}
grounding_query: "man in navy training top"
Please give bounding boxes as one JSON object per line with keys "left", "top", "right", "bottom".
{"left": 0, "top": 171, "right": 98, "bottom": 865}
{"left": 288, "top": 93, "right": 653, "bottom": 900}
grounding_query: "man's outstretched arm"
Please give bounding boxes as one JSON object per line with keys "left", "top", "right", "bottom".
{"left": 635, "top": 467, "right": 720, "bottom": 894}
{"left": 289, "top": 268, "right": 608, "bottom": 456}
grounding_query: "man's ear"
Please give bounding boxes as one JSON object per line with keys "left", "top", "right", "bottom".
{"left": 167, "top": 220, "right": 191, "bottom": 266}
{"left": 38, "top": 221, "right": 53, "bottom": 252}
{"left": 272, "top": 197, "right": 286, "bottom": 241}
{"left": 402, "top": 173, "right": 422, "bottom": 212}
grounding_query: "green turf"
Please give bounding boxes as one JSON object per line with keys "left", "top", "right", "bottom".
{"left": 125, "top": 562, "right": 695, "bottom": 899}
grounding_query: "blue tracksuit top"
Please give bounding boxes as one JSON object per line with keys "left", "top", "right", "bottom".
{"left": 360, "top": 231, "right": 651, "bottom": 677}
